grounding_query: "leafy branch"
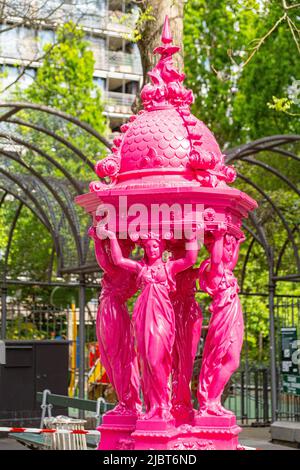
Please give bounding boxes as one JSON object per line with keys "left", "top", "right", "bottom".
{"left": 267, "top": 95, "right": 300, "bottom": 116}
{"left": 215, "top": 1, "right": 300, "bottom": 80}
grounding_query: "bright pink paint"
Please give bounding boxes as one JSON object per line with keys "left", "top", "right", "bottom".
{"left": 88, "top": 227, "right": 141, "bottom": 416}
{"left": 197, "top": 226, "right": 246, "bottom": 417}
{"left": 76, "top": 16, "right": 257, "bottom": 450}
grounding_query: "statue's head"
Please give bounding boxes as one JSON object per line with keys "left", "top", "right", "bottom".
{"left": 205, "top": 232, "right": 235, "bottom": 263}
{"left": 140, "top": 232, "right": 165, "bottom": 263}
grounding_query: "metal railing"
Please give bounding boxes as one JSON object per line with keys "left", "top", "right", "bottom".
{"left": 0, "top": 49, "right": 142, "bottom": 76}
{"left": 224, "top": 368, "right": 271, "bottom": 426}
{"left": 24, "top": 3, "right": 137, "bottom": 33}
{"left": 81, "top": 10, "right": 137, "bottom": 33}
{"left": 105, "top": 91, "right": 135, "bottom": 106}
{"left": 94, "top": 50, "right": 142, "bottom": 74}
{"left": 0, "top": 301, "right": 97, "bottom": 343}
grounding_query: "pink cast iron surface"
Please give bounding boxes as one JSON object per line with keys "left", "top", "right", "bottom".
{"left": 76, "top": 16, "right": 257, "bottom": 450}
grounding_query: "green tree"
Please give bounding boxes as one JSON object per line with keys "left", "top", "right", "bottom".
{"left": 183, "top": 0, "right": 300, "bottom": 147}
{"left": 20, "top": 20, "right": 109, "bottom": 178}
{"left": 25, "top": 21, "right": 107, "bottom": 133}
{"left": 1, "top": 22, "right": 108, "bottom": 308}
{"left": 182, "top": 1, "right": 300, "bottom": 362}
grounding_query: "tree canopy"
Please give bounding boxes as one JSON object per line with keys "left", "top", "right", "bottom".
{"left": 0, "top": 22, "right": 109, "bottom": 310}
{"left": 184, "top": 0, "right": 300, "bottom": 147}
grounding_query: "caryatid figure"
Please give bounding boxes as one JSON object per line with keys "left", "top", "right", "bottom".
{"left": 197, "top": 224, "right": 245, "bottom": 416}
{"left": 98, "top": 228, "right": 199, "bottom": 421}
{"left": 88, "top": 227, "right": 141, "bottom": 416}
{"left": 169, "top": 242, "right": 203, "bottom": 422}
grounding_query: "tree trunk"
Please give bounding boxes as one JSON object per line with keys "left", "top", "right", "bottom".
{"left": 133, "top": 0, "right": 184, "bottom": 112}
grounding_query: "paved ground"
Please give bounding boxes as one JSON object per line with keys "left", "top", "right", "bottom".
{"left": 0, "top": 427, "right": 297, "bottom": 450}
{"left": 239, "top": 426, "right": 297, "bottom": 450}
{"left": 0, "top": 437, "right": 28, "bottom": 450}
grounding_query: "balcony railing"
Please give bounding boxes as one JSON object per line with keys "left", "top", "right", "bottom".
{"left": 80, "top": 10, "right": 136, "bottom": 33}
{"left": 0, "top": 41, "right": 142, "bottom": 76}
{"left": 94, "top": 50, "right": 142, "bottom": 74}
{"left": 104, "top": 91, "right": 135, "bottom": 114}
{"left": 30, "top": 1, "right": 137, "bottom": 34}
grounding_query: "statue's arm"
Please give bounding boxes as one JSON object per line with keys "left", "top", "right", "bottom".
{"left": 98, "top": 229, "right": 140, "bottom": 273}
{"left": 88, "top": 226, "right": 110, "bottom": 272}
{"left": 206, "top": 227, "right": 226, "bottom": 288}
{"left": 229, "top": 234, "right": 246, "bottom": 271}
{"left": 170, "top": 238, "right": 199, "bottom": 276}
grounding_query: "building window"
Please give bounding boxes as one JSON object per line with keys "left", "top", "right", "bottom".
{"left": 125, "top": 81, "right": 139, "bottom": 94}
{"left": 93, "top": 77, "right": 106, "bottom": 91}
{"left": 0, "top": 65, "right": 18, "bottom": 92}
{"left": 37, "top": 29, "right": 56, "bottom": 54}
{"left": 18, "top": 67, "right": 36, "bottom": 88}
{"left": 18, "top": 26, "right": 37, "bottom": 59}
{"left": 1, "top": 65, "right": 36, "bottom": 94}
{"left": 0, "top": 25, "right": 37, "bottom": 60}
{"left": 0, "top": 25, "right": 18, "bottom": 58}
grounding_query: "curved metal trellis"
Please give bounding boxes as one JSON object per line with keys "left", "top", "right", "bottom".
{"left": 225, "top": 134, "right": 300, "bottom": 422}
{"left": 0, "top": 102, "right": 112, "bottom": 401}
{"left": 225, "top": 134, "right": 300, "bottom": 283}
{"left": 0, "top": 102, "right": 112, "bottom": 275}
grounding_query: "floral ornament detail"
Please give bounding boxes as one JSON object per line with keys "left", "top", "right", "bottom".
{"left": 137, "top": 147, "right": 164, "bottom": 169}
{"left": 116, "top": 438, "right": 135, "bottom": 450}
{"left": 113, "top": 136, "right": 123, "bottom": 147}
{"left": 225, "top": 212, "right": 233, "bottom": 224}
{"left": 95, "top": 154, "right": 120, "bottom": 179}
{"left": 120, "top": 123, "right": 129, "bottom": 133}
{"left": 89, "top": 180, "right": 111, "bottom": 191}
{"left": 167, "top": 81, "right": 194, "bottom": 107}
{"left": 221, "top": 164, "right": 236, "bottom": 183}
{"left": 203, "top": 208, "right": 216, "bottom": 221}
{"left": 196, "top": 173, "right": 220, "bottom": 188}
{"left": 189, "top": 150, "right": 217, "bottom": 170}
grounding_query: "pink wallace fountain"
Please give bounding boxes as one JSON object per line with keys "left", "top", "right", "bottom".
{"left": 76, "top": 16, "right": 257, "bottom": 450}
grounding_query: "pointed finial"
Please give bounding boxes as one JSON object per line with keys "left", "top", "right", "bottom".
{"left": 161, "top": 15, "right": 173, "bottom": 44}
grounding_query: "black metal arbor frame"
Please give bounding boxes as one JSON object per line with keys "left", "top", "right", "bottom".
{"left": 0, "top": 102, "right": 299, "bottom": 422}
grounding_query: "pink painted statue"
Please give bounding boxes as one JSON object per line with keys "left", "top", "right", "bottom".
{"left": 88, "top": 227, "right": 141, "bottom": 416}
{"left": 169, "top": 242, "right": 203, "bottom": 422}
{"left": 99, "top": 228, "right": 199, "bottom": 421}
{"left": 197, "top": 224, "right": 246, "bottom": 416}
{"left": 76, "top": 16, "right": 258, "bottom": 450}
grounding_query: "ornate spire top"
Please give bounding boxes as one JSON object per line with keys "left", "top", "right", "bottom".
{"left": 140, "top": 16, "right": 193, "bottom": 110}
{"left": 161, "top": 15, "right": 172, "bottom": 44}
{"left": 91, "top": 15, "right": 237, "bottom": 191}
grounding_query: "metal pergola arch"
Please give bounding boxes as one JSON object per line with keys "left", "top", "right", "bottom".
{"left": 225, "top": 135, "right": 300, "bottom": 421}
{"left": 226, "top": 134, "right": 300, "bottom": 282}
{"left": 0, "top": 102, "right": 112, "bottom": 399}
{"left": 0, "top": 102, "right": 299, "bottom": 419}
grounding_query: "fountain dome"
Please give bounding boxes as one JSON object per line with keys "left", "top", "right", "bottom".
{"left": 92, "top": 16, "right": 236, "bottom": 191}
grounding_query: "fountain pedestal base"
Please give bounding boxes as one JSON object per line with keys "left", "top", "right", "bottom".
{"left": 97, "top": 413, "right": 242, "bottom": 450}
{"left": 97, "top": 413, "right": 137, "bottom": 450}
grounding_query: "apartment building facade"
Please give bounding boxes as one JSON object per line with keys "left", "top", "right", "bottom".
{"left": 0, "top": 0, "right": 143, "bottom": 132}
